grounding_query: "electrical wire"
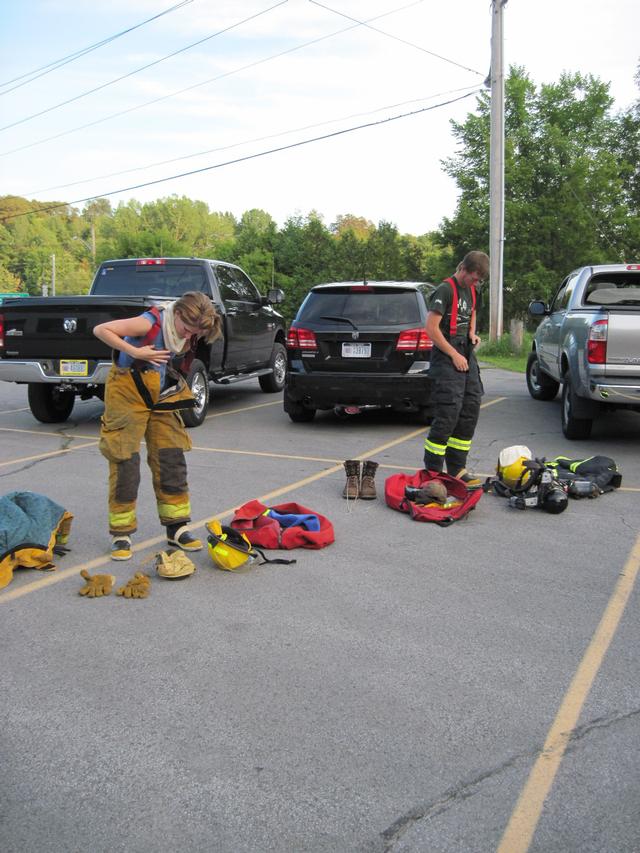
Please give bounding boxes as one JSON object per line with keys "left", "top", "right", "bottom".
{"left": 0, "top": 0, "right": 463, "bottom": 159}
{"left": 309, "top": 0, "right": 483, "bottom": 76}
{"left": 0, "top": 0, "right": 195, "bottom": 95}
{"left": 23, "top": 84, "right": 480, "bottom": 196}
{"left": 0, "top": 89, "right": 482, "bottom": 222}
{"left": 0, "top": 1, "right": 288, "bottom": 133}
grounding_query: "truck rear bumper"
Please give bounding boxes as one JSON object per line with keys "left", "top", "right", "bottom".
{"left": 0, "top": 360, "right": 112, "bottom": 384}
{"left": 588, "top": 380, "right": 640, "bottom": 404}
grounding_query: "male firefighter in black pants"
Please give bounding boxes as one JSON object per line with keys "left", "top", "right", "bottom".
{"left": 422, "top": 251, "right": 489, "bottom": 488}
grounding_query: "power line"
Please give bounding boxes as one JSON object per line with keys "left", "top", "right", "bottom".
{"left": 0, "top": 0, "right": 195, "bottom": 95}
{"left": 309, "top": 0, "right": 483, "bottom": 76}
{"left": 0, "top": 1, "right": 288, "bottom": 133}
{"left": 0, "top": 89, "right": 482, "bottom": 222}
{"left": 23, "top": 84, "right": 480, "bottom": 196}
{"left": 0, "top": 0, "right": 460, "bottom": 159}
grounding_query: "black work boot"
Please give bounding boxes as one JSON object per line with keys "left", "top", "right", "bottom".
{"left": 342, "top": 460, "right": 361, "bottom": 499}
{"left": 360, "top": 460, "right": 379, "bottom": 500}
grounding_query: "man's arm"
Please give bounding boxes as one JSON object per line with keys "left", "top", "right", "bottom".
{"left": 425, "top": 311, "right": 469, "bottom": 372}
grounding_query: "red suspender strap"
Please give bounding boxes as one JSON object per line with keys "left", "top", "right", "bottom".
{"left": 446, "top": 277, "right": 458, "bottom": 336}
{"left": 140, "top": 306, "right": 162, "bottom": 347}
{"left": 446, "top": 277, "right": 476, "bottom": 337}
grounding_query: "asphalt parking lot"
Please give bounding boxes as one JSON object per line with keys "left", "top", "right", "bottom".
{"left": 1, "top": 367, "right": 639, "bottom": 853}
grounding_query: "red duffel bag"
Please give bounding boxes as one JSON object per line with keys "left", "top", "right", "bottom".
{"left": 230, "top": 500, "right": 335, "bottom": 549}
{"left": 385, "top": 469, "right": 482, "bottom": 526}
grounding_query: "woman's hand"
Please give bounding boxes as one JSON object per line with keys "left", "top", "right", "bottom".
{"left": 136, "top": 345, "right": 171, "bottom": 364}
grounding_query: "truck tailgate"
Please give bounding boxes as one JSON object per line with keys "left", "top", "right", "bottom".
{"left": 606, "top": 313, "right": 640, "bottom": 376}
{"left": 1, "top": 297, "right": 152, "bottom": 360}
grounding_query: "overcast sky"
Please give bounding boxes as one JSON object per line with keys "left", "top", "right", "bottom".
{"left": 1, "top": 0, "right": 638, "bottom": 235}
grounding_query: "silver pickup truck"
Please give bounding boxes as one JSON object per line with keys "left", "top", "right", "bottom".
{"left": 526, "top": 263, "right": 640, "bottom": 439}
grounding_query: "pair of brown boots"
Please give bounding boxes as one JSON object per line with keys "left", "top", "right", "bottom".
{"left": 342, "top": 460, "right": 379, "bottom": 500}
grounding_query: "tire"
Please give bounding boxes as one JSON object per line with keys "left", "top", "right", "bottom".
{"left": 259, "top": 342, "right": 287, "bottom": 393}
{"left": 561, "top": 376, "right": 593, "bottom": 439}
{"left": 526, "top": 352, "right": 559, "bottom": 401}
{"left": 27, "top": 383, "right": 75, "bottom": 423}
{"left": 181, "top": 359, "right": 209, "bottom": 428}
{"left": 284, "top": 389, "right": 315, "bottom": 423}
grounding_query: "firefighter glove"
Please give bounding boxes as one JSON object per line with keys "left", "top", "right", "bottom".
{"left": 79, "top": 569, "right": 116, "bottom": 598}
{"left": 116, "top": 572, "right": 151, "bottom": 599}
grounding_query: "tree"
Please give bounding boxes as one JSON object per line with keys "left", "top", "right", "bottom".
{"left": 438, "top": 67, "right": 635, "bottom": 322}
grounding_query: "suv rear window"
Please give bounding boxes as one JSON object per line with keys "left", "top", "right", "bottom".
{"left": 583, "top": 273, "right": 640, "bottom": 306}
{"left": 298, "top": 290, "right": 423, "bottom": 326}
{"left": 93, "top": 264, "right": 207, "bottom": 297}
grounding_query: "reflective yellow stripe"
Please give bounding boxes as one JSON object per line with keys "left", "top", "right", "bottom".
{"left": 447, "top": 436, "right": 472, "bottom": 451}
{"left": 109, "top": 509, "right": 136, "bottom": 528}
{"left": 570, "top": 456, "right": 594, "bottom": 472}
{"left": 424, "top": 439, "right": 446, "bottom": 456}
{"left": 157, "top": 500, "right": 191, "bottom": 520}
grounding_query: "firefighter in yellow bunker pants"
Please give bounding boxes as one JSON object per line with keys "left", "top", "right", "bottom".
{"left": 93, "top": 291, "right": 221, "bottom": 561}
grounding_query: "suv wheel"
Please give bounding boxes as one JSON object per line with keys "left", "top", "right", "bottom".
{"left": 526, "top": 352, "right": 559, "bottom": 401}
{"left": 259, "top": 343, "right": 287, "bottom": 393}
{"left": 284, "top": 390, "right": 315, "bottom": 423}
{"left": 561, "top": 376, "right": 592, "bottom": 439}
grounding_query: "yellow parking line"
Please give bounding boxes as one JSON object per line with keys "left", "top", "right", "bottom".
{"left": 0, "top": 411, "right": 506, "bottom": 603}
{"left": 0, "top": 425, "right": 98, "bottom": 440}
{"left": 497, "top": 532, "right": 640, "bottom": 853}
{"left": 0, "top": 407, "right": 31, "bottom": 414}
{"left": 0, "top": 440, "right": 99, "bottom": 467}
{"left": 204, "top": 399, "right": 282, "bottom": 419}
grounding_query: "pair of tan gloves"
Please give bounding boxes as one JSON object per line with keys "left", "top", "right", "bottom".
{"left": 78, "top": 569, "right": 151, "bottom": 599}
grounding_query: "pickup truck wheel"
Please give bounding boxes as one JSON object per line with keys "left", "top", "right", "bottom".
{"left": 561, "top": 376, "right": 593, "bottom": 439}
{"left": 27, "top": 384, "right": 75, "bottom": 423}
{"left": 259, "top": 343, "right": 287, "bottom": 393}
{"left": 526, "top": 352, "right": 559, "bottom": 401}
{"left": 181, "top": 359, "right": 209, "bottom": 428}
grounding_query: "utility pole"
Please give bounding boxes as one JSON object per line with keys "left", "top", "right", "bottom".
{"left": 489, "top": 0, "right": 507, "bottom": 340}
{"left": 51, "top": 253, "right": 56, "bottom": 296}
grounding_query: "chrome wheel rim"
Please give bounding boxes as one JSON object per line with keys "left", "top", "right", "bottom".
{"left": 273, "top": 351, "right": 286, "bottom": 385}
{"left": 191, "top": 372, "right": 208, "bottom": 416}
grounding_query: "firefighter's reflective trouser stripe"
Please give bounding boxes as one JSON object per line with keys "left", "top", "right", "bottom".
{"left": 99, "top": 367, "right": 193, "bottom": 535}
{"left": 423, "top": 341, "right": 483, "bottom": 474}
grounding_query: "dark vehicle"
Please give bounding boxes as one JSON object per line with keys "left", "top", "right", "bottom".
{"left": 284, "top": 281, "right": 435, "bottom": 423}
{"left": 0, "top": 258, "right": 286, "bottom": 428}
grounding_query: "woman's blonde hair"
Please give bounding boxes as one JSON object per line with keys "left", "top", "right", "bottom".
{"left": 174, "top": 291, "right": 222, "bottom": 343}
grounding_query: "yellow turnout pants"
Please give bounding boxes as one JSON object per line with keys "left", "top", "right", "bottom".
{"left": 99, "top": 366, "right": 194, "bottom": 535}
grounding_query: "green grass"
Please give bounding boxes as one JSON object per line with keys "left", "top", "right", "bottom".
{"left": 476, "top": 331, "right": 533, "bottom": 373}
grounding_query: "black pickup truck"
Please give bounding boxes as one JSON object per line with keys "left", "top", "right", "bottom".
{"left": 0, "top": 257, "right": 287, "bottom": 427}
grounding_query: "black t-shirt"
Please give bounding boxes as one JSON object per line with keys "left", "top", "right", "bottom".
{"left": 428, "top": 277, "right": 474, "bottom": 339}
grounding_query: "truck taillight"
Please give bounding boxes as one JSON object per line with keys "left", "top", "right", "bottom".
{"left": 136, "top": 259, "right": 166, "bottom": 266}
{"left": 396, "top": 328, "right": 433, "bottom": 351}
{"left": 587, "top": 318, "right": 608, "bottom": 364}
{"left": 286, "top": 327, "right": 318, "bottom": 350}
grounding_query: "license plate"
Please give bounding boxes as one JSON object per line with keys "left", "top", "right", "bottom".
{"left": 341, "top": 342, "right": 371, "bottom": 358}
{"left": 60, "top": 359, "right": 88, "bottom": 376}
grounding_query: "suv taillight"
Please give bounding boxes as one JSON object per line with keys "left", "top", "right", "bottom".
{"left": 587, "top": 318, "right": 608, "bottom": 363}
{"left": 286, "top": 326, "right": 318, "bottom": 350}
{"left": 396, "top": 328, "right": 433, "bottom": 351}
{"left": 0, "top": 313, "right": 4, "bottom": 349}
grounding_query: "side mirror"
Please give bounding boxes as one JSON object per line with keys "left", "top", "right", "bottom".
{"left": 528, "top": 300, "right": 548, "bottom": 318}
{"left": 264, "top": 288, "right": 285, "bottom": 305}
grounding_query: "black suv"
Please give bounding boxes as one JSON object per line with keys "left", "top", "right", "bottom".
{"left": 284, "top": 281, "right": 435, "bottom": 422}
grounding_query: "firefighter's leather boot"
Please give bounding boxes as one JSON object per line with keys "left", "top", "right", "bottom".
{"left": 360, "top": 460, "right": 379, "bottom": 500}
{"left": 342, "top": 460, "right": 361, "bottom": 499}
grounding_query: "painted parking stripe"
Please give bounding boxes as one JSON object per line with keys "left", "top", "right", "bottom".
{"left": 0, "top": 408, "right": 505, "bottom": 604}
{"left": 0, "top": 440, "right": 99, "bottom": 468}
{"left": 497, "top": 531, "right": 640, "bottom": 853}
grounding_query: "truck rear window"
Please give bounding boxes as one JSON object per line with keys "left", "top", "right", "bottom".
{"left": 298, "top": 291, "right": 422, "bottom": 326}
{"left": 92, "top": 264, "right": 207, "bottom": 297}
{"left": 583, "top": 274, "right": 640, "bottom": 306}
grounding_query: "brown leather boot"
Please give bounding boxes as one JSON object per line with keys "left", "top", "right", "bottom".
{"left": 360, "top": 460, "right": 379, "bottom": 500}
{"left": 342, "top": 460, "right": 361, "bottom": 499}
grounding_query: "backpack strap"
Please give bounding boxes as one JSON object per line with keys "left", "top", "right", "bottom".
{"left": 446, "top": 276, "right": 476, "bottom": 337}
{"left": 140, "top": 306, "right": 163, "bottom": 347}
